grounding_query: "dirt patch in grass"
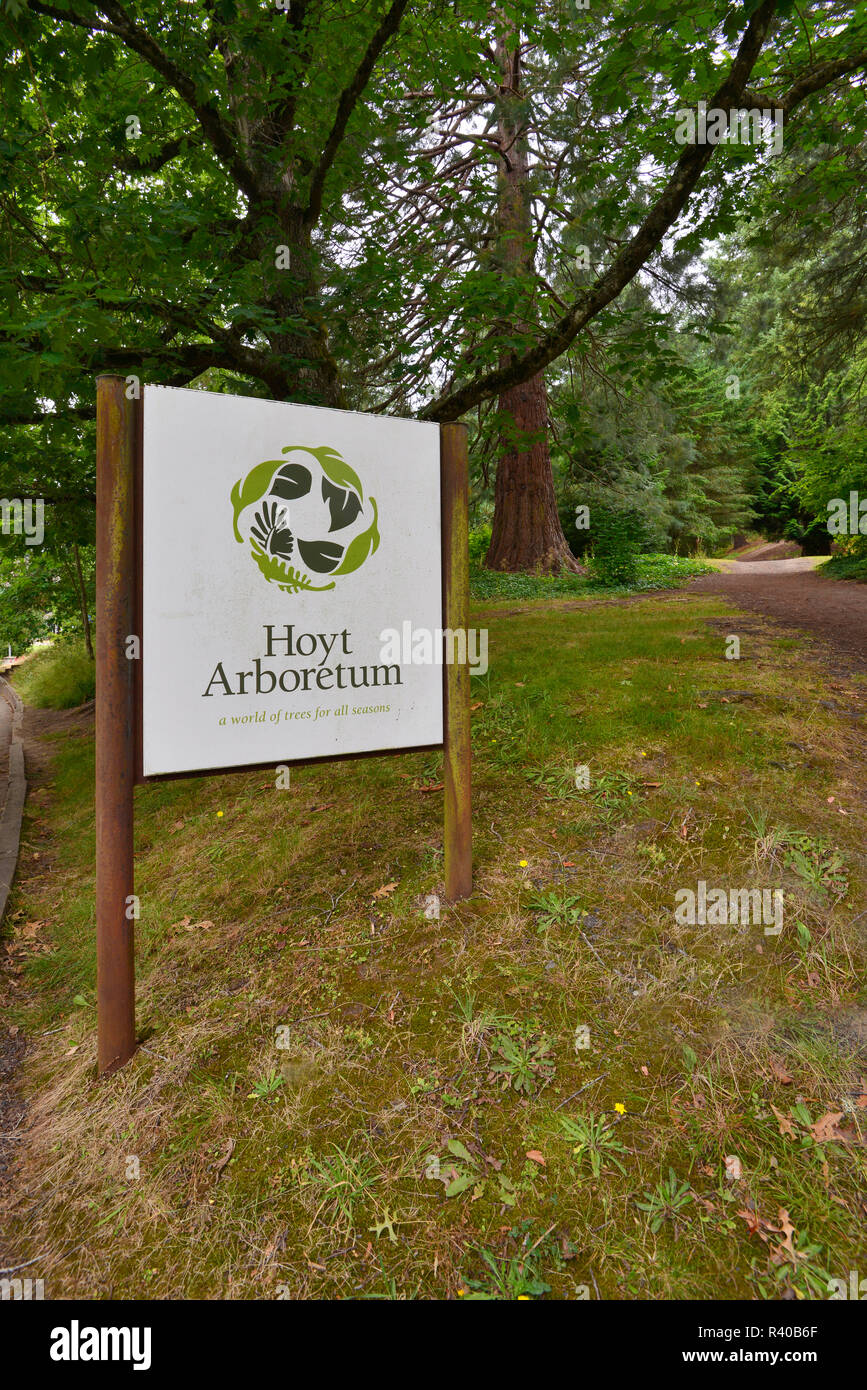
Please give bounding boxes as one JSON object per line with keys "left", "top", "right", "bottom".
{"left": 691, "top": 565, "right": 867, "bottom": 671}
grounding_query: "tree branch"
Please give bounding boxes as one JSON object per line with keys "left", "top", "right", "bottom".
{"left": 26, "top": 0, "right": 264, "bottom": 201}
{"left": 421, "top": 0, "right": 782, "bottom": 421}
{"left": 303, "top": 0, "right": 410, "bottom": 225}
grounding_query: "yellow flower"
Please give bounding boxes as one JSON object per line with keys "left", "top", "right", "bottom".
{"left": 614, "top": 1102, "right": 626, "bottom": 1115}
{"left": 217, "top": 810, "right": 224, "bottom": 818}
{"left": 640, "top": 750, "right": 647, "bottom": 757}
{"left": 517, "top": 1295, "right": 530, "bottom": 1300}
{"left": 457, "top": 1288, "right": 466, "bottom": 1297}
{"left": 519, "top": 859, "right": 528, "bottom": 867}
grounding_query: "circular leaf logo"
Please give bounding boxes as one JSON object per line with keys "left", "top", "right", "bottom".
{"left": 230, "top": 445, "right": 379, "bottom": 593}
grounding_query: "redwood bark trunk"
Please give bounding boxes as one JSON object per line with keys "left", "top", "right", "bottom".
{"left": 488, "top": 371, "right": 577, "bottom": 571}
{"left": 485, "top": 32, "right": 578, "bottom": 574}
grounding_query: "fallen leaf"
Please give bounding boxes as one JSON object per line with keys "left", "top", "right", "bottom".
{"left": 737, "top": 1207, "right": 763, "bottom": 1238}
{"left": 769, "top": 1057, "right": 793, "bottom": 1085}
{"left": 170, "top": 916, "right": 192, "bottom": 931}
{"left": 810, "top": 1111, "right": 847, "bottom": 1144}
{"left": 214, "top": 1138, "right": 235, "bottom": 1176}
{"left": 415, "top": 782, "right": 444, "bottom": 793}
{"left": 724, "top": 1154, "right": 742, "bottom": 1182}
{"left": 774, "top": 1208, "right": 798, "bottom": 1262}
{"left": 372, "top": 882, "right": 399, "bottom": 900}
{"left": 771, "top": 1103, "right": 796, "bottom": 1138}
{"left": 737, "top": 1207, "right": 780, "bottom": 1245}
{"left": 525, "top": 1150, "right": 546, "bottom": 1166}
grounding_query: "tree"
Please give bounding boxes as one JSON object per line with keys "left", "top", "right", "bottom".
{"left": 487, "top": 24, "right": 578, "bottom": 572}
{"left": 2, "top": 1, "right": 867, "bottom": 573}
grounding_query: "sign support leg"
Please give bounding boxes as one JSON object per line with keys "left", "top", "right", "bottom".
{"left": 95, "top": 376, "right": 137, "bottom": 1076}
{"left": 440, "top": 423, "right": 472, "bottom": 901}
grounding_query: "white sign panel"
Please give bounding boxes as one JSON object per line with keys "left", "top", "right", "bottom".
{"left": 141, "top": 386, "right": 443, "bottom": 776}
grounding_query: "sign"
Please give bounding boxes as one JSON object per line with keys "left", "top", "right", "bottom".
{"left": 94, "top": 377, "right": 470, "bottom": 1077}
{"left": 141, "top": 386, "right": 443, "bottom": 776}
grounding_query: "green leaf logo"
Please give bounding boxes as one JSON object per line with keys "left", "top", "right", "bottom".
{"left": 231, "top": 445, "right": 379, "bottom": 595}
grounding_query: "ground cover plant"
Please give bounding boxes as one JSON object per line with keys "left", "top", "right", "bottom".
{"left": 2, "top": 590, "right": 865, "bottom": 1300}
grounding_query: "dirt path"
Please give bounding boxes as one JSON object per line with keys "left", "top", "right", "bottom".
{"left": 691, "top": 560, "right": 867, "bottom": 671}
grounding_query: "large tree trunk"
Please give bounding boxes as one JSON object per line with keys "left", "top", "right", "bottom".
{"left": 488, "top": 371, "right": 577, "bottom": 570}
{"left": 268, "top": 211, "right": 345, "bottom": 409}
{"left": 485, "top": 32, "right": 578, "bottom": 574}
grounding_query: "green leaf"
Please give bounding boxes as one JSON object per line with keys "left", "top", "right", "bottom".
{"left": 297, "top": 538, "right": 344, "bottom": 573}
{"left": 283, "top": 445, "right": 363, "bottom": 504}
{"left": 249, "top": 541, "right": 335, "bottom": 592}
{"left": 322, "top": 476, "right": 363, "bottom": 532}
{"left": 231, "top": 459, "right": 284, "bottom": 542}
{"left": 331, "top": 497, "right": 379, "bottom": 576}
{"left": 446, "top": 1138, "right": 474, "bottom": 1164}
{"left": 444, "top": 1173, "right": 475, "bottom": 1197}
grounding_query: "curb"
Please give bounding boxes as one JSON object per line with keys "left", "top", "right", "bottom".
{"left": 0, "top": 677, "right": 27, "bottom": 924}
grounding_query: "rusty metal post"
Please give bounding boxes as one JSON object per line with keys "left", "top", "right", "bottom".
{"left": 95, "top": 376, "right": 137, "bottom": 1076}
{"left": 440, "top": 422, "right": 472, "bottom": 901}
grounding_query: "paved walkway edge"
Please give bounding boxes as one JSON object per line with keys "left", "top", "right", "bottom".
{"left": 0, "top": 678, "right": 27, "bottom": 923}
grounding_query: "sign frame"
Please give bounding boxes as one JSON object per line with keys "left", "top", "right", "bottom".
{"left": 95, "top": 376, "right": 471, "bottom": 1076}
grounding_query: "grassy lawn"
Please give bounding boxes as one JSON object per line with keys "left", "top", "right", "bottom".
{"left": 470, "top": 552, "right": 709, "bottom": 601}
{"left": 820, "top": 554, "right": 867, "bottom": 584}
{"left": 11, "top": 638, "right": 96, "bottom": 710}
{"left": 3, "top": 589, "right": 866, "bottom": 1300}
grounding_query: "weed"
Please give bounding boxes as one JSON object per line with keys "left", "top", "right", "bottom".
{"left": 560, "top": 1113, "right": 628, "bottom": 1178}
{"left": 636, "top": 1169, "right": 693, "bottom": 1233}
{"left": 489, "top": 1033, "right": 555, "bottom": 1094}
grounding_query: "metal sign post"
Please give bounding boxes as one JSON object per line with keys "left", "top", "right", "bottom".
{"left": 440, "top": 423, "right": 472, "bottom": 901}
{"left": 95, "top": 380, "right": 471, "bottom": 1077}
{"left": 95, "top": 376, "right": 137, "bottom": 1076}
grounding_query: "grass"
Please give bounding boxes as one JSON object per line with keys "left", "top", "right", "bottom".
{"left": 469, "top": 553, "right": 710, "bottom": 601}
{"left": 2, "top": 591, "right": 866, "bottom": 1300}
{"left": 11, "top": 637, "right": 95, "bottom": 708}
{"left": 820, "top": 554, "right": 867, "bottom": 584}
